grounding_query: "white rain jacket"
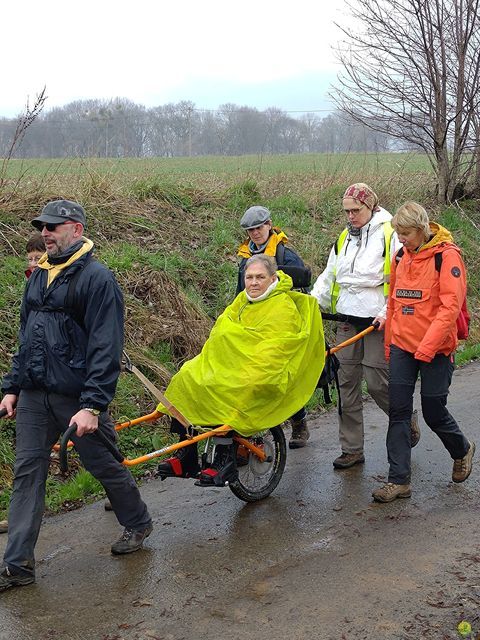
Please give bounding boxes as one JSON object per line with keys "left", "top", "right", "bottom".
{"left": 311, "top": 207, "right": 402, "bottom": 320}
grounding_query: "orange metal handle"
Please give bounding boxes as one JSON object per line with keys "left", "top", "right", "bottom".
{"left": 328, "top": 324, "right": 376, "bottom": 355}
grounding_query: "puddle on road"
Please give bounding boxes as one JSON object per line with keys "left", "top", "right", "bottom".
{"left": 310, "top": 535, "right": 334, "bottom": 550}
{"left": 39, "top": 544, "right": 73, "bottom": 563}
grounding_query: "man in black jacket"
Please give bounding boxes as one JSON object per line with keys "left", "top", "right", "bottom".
{"left": 0, "top": 200, "right": 152, "bottom": 592}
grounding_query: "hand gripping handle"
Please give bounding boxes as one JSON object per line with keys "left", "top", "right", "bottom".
{"left": 59, "top": 423, "right": 125, "bottom": 473}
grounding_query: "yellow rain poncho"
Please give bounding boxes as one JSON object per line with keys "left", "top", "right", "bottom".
{"left": 157, "top": 271, "right": 325, "bottom": 436}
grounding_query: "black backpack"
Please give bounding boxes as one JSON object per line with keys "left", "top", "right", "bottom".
{"left": 316, "top": 343, "right": 342, "bottom": 414}
{"left": 275, "top": 243, "right": 312, "bottom": 289}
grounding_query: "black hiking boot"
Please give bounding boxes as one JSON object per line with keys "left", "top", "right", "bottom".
{"left": 0, "top": 567, "right": 35, "bottom": 592}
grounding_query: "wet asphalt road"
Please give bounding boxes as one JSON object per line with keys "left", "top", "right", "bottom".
{"left": 1, "top": 361, "right": 480, "bottom": 640}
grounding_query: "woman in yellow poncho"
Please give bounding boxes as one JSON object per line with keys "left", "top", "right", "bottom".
{"left": 157, "top": 254, "right": 325, "bottom": 486}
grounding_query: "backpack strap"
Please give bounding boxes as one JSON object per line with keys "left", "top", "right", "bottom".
{"left": 382, "top": 221, "right": 394, "bottom": 296}
{"left": 330, "top": 229, "right": 349, "bottom": 312}
{"left": 397, "top": 247, "right": 442, "bottom": 271}
{"left": 275, "top": 241, "right": 286, "bottom": 266}
{"left": 64, "top": 254, "right": 95, "bottom": 328}
{"left": 395, "top": 246, "right": 405, "bottom": 263}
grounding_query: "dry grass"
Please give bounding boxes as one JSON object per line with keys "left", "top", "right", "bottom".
{"left": 121, "top": 269, "right": 212, "bottom": 377}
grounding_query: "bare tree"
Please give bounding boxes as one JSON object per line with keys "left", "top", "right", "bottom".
{"left": 0, "top": 87, "right": 47, "bottom": 189}
{"left": 332, "top": 0, "right": 480, "bottom": 204}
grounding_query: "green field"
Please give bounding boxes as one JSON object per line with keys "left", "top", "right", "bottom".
{"left": 2, "top": 152, "right": 436, "bottom": 178}
{"left": 0, "top": 152, "right": 478, "bottom": 517}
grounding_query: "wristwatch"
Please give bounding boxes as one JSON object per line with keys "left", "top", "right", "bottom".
{"left": 83, "top": 407, "right": 101, "bottom": 416}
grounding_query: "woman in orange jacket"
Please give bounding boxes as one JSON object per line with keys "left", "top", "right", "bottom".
{"left": 372, "top": 201, "right": 474, "bottom": 503}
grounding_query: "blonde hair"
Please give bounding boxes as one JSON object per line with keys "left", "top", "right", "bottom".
{"left": 392, "top": 201, "right": 430, "bottom": 241}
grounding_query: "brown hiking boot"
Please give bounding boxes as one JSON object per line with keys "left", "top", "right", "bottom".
{"left": 452, "top": 441, "right": 475, "bottom": 483}
{"left": 111, "top": 523, "right": 153, "bottom": 555}
{"left": 0, "top": 520, "right": 8, "bottom": 534}
{"left": 372, "top": 482, "right": 412, "bottom": 503}
{"left": 333, "top": 452, "right": 365, "bottom": 469}
{"left": 289, "top": 418, "right": 310, "bottom": 449}
{"left": 410, "top": 409, "right": 420, "bottom": 448}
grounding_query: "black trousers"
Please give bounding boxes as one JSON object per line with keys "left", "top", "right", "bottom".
{"left": 3, "top": 390, "right": 151, "bottom": 576}
{"left": 387, "top": 345, "right": 469, "bottom": 484}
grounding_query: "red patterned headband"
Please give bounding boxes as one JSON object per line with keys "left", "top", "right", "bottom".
{"left": 343, "top": 183, "right": 379, "bottom": 212}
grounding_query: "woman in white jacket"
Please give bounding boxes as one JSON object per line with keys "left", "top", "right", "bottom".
{"left": 311, "top": 183, "right": 419, "bottom": 469}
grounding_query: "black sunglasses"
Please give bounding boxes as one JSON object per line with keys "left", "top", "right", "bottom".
{"left": 38, "top": 221, "right": 77, "bottom": 232}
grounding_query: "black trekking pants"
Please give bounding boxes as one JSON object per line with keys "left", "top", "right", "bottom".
{"left": 387, "top": 345, "right": 469, "bottom": 484}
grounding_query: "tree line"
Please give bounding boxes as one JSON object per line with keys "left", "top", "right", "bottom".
{"left": 0, "top": 100, "right": 392, "bottom": 159}
{"left": 2, "top": 1, "right": 479, "bottom": 205}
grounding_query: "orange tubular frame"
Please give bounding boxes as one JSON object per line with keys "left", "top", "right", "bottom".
{"left": 53, "top": 409, "right": 164, "bottom": 451}
{"left": 58, "top": 416, "right": 268, "bottom": 471}
{"left": 56, "top": 325, "right": 373, "bottom": 469}
{"left": 120, "top": 424, "right": 267, "bottom": 467}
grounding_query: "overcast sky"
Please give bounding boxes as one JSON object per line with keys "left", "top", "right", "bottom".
{"left": 1, "top": 0, "right": 347, "bottom": 118}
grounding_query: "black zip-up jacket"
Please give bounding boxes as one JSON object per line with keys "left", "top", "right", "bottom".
{"left": 1, "top": 248, "right": 124, "bottom": 411}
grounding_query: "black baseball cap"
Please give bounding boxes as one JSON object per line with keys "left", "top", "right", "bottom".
{"left": 32, "top": 199, "right": 86, "bottom": 230}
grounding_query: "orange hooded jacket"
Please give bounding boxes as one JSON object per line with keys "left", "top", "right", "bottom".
{"left": 385, "top": 223, "right": 466, "bottom": 363}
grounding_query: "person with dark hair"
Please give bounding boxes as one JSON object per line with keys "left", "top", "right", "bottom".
{"left": 311, "top": 183, "right": 420, "bottom": 469}
{"left": 237, "top": 206, "right": 312, "bottom": 449}
{"left": 25, "top": 233, "right": 45, "bottom": 278}
{"left": 372, "top": 201, "right": 474, "bottom": 502}
{"left": 0, "top": 233, "right": 47, "bottom": 536}
{"left": 0, "top": 199, "right": 152, "bottom": 592}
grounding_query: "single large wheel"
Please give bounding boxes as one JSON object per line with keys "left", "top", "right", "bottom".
{"left": 229, "top": 426, "right": 286, "bottom": 503}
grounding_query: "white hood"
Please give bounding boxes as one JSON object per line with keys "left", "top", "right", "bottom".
{"left": 311, "top": 207, "right": 401, "bottom": 319}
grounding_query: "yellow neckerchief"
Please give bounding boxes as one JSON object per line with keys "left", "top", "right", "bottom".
{"left": 416, "top": 222, "right": 454, "bottom": 253}
{"left": 37, "top": 238, "right": 94, "bottom": 287}
{"left": 237, "top": 228, "right": 289, "bottom": 259}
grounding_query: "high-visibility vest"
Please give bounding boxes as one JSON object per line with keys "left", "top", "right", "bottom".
{"left": 330, "top": 221, "right": 394, "bottom": 313}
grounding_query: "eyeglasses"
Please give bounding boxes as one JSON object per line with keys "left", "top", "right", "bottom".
{"left": 344, "top": 205, "right": 364, "bottom": 215}
{"left": 38, "top": 221, "right": 77, "bottom": 232}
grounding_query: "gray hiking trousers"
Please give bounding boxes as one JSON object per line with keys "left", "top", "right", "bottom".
{"left": 336, "top": 323, "right": 389, "bottom": 454}
{"left": 3, "top": 389, "right": 151, "bottom": 576}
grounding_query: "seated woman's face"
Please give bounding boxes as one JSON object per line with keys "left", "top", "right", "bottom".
{"left": 245, "top": 263, "right": 277, "bottom": 298}
{"left": 343, "top": 196, "right": 372, "bottom": 229}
